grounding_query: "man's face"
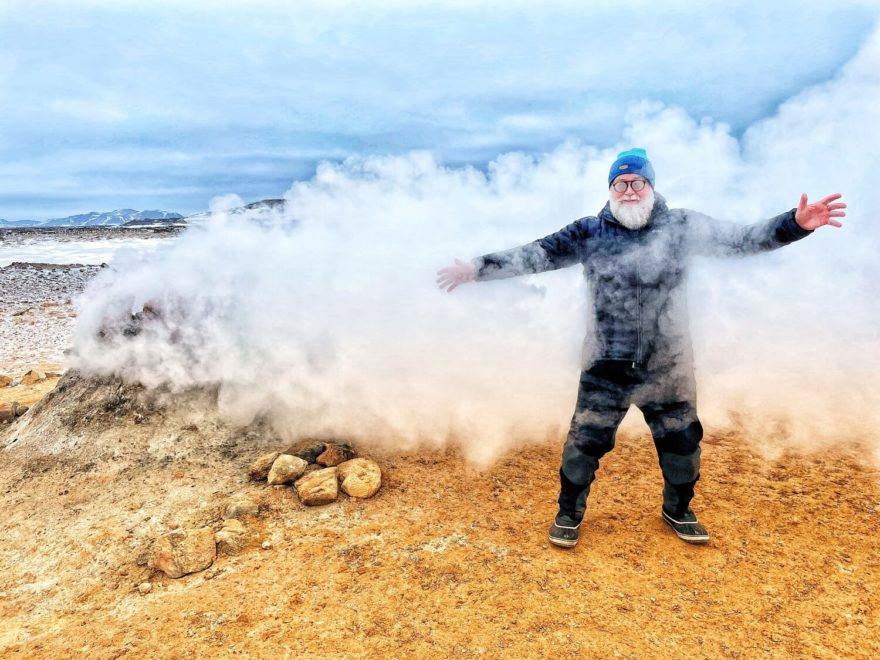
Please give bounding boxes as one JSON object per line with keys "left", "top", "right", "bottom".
{"left": 608, "top": 173, "right": 655, "bottom": 230}
{"left": 610, "top": 174, "right": 650, "bottom": 204}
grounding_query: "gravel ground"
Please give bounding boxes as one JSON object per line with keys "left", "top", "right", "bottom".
{"left": 0, "top": 227, "right": 178, "bottom": 373}
{"left": 0, "top": 226, "right": 184, "bottom": 244}
{"left": 0, "top": 263, "right": 103, "bottom": 372}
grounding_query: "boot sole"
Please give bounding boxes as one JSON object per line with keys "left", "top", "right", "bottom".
{"left": 548, "top": 522, "right": 581, "bottom": 548}
{"left": 661, "top": 512, "right": 710, "bottom": 544}
{"left": 548, "top": 534, "right": 579, "bottom": 548}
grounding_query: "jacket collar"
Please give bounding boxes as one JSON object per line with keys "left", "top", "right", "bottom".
{"left": 598, "top": 192, "right": 668, "bottom": 228}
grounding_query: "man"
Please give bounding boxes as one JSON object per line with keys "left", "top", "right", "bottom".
{"left": 437, "top": 148, "right": 845, "bottom": 548}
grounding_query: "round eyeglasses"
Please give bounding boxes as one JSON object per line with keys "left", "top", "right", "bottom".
{"left": 611, "top": 178, "right": 648, "bottom": 193}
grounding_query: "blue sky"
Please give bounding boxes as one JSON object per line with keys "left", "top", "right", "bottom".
{"left": 1, "top": 0, "right": 878, "bottom": 220}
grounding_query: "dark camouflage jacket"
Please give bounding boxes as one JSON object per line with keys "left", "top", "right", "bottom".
{"left": 475, "top": 193, "right": 812, "bottom": 365}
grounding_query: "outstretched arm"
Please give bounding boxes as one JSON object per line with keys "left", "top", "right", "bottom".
{"left": 685, "top": 192, "right": 845, "bottom": 257}
{"left": 436, "top": 218, "right": 592, "bottom": 292}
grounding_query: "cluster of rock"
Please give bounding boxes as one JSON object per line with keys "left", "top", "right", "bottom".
{"left": 248, "top": 440, "right": 382, "bottom": 505}
{"left": 0, "top": 368, "right": 58, "bottom": 388}
{"left": 143, "top": 441, "right": 382, "bottom": 581}
{"left": 0, "top": 369, "right": 59, "bottom": 423}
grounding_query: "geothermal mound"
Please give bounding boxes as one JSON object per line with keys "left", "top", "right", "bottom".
{"left": 4, "top": 369, "right": 256, "bottom": 467}
{"left": 1, "top": 370, "right": 383, "bottom": 585}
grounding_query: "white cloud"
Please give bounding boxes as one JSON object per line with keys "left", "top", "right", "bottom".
{"left": 1, "top": 2, "right": 878, "bottom": 218}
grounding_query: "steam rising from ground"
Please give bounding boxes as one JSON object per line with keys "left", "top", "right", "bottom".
{"left": 72, "top": 27, "right": 880, "bottom": 464}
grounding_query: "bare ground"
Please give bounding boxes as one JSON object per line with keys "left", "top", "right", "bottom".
{"left": 1, "top": 380, "right": 878, "bottom": 658}
{"left": 0, "top": 263, "right": 878, "bottom": 658}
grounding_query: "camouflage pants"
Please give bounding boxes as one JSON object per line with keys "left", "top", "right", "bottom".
{"left": 558, "top": 358, "right": 703, "bottom": 520}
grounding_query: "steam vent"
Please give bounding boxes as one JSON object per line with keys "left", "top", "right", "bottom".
{"left": 2, "top": 370, "right": 382, "bottom": 581}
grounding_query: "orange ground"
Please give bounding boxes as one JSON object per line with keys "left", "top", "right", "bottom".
{"left": 1, "top": 409, "right": 878, "bottom": 658}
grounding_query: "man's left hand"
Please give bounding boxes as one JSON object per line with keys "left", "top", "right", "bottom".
{"left": 795, "top": 193, "right": 846, "bottom": 230}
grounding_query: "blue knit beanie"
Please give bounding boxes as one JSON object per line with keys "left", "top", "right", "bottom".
{"left": 608, "top": 148, "right": 655, "bottom": 188}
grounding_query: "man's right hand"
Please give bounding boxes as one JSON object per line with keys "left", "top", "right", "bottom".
{"left": 436, "top": 258, "right": 478, "bottom": 292}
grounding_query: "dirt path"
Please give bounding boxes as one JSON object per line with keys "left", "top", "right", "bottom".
{"left": 1, "top": 422, "right": 877, "bottom": 658}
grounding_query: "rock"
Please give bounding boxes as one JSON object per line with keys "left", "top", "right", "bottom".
{"left": 267, "top": 454, "right": 308, "bottom": 485}
{"left": 294, "top": 467, "right": 339, "bottom": 505}
{"left": 12, "top": 402, "right": 28, "bottom": 417}
{"left": 248, "top": 452, "right": 280, "bottom": 480}
{"left": 149, "top": 527, "right": 216, "bottom": 578}
{"left": 135, "top": 547, "right": 151, "bottom": 566}
{"left": 222, "top": 494, "right": 260, "bottom": 520}
{"left": 20, "top": 369, "right": 47, "bottom": 385}
{"left": 316, "top": 442, "right": 355, "bottom": 467}
{"left": 0, "top": 403, "right": 13, "bottom": 424}
{"left": 0, "top": 374, "right": 11, "bottom": 388}
{"left": 261, "top": 540, "right": 272, "bottom": 550}
{"left": 138, "top": 582, "right": 152, "bottom": 595}
{"left": 337, "top": 458, "right": 382, "bottom": 498}
{"left": 284, "top": 439, "right": 327, "bottom": 464}
{"left": 215, "top": 519, "right": 252, "bottom": 556}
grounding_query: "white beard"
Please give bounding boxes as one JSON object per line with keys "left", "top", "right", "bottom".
{"left": 610, "top": 187, "right": 655, "bottom": 230}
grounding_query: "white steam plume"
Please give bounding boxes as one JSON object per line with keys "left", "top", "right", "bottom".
{"left": 72, "top": 25, "right": 880, "bottom": 465}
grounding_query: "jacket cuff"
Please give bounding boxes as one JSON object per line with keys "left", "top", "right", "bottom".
{"left": 783, "top": 207, "right": 813, "bottom": 240}
{"left": 472, "top": 256, "right": 489, "bottom": 281}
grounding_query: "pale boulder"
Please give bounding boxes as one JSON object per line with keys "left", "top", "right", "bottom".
{"left": 337, "top": 458, "right": 382, "bottom": 498}
{"left": 149, "top": 527, "right": 216, "bottom": 578}
{"left": 294, "top": 467, "right": 338, "bottom": 505}
{"left": 248, "top": 451, "right": 280, "bottom": 480}
{"left": 222, "top": 494, "right": 260, "bottom": 520}
{"left": 215, "top": 519, "right": 252, "bottom": 556}
{"left": 267, "top": 454, "right": 308, "bottom": 485}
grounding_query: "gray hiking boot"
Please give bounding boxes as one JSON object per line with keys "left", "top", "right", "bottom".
{"left": 661, "top": 508, "right": 710, "bottom": 544}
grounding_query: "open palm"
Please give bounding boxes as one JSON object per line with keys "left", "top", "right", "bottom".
{"left": 436, "top": 258, "right": 477, "bottom": 292}
{"left": 795, "top": 193, "right": 846, "bottom": 231}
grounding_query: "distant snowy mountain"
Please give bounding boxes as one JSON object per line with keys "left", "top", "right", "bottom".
{"left": 184, "top": 199, "right": 287, "bottom": 223}
{"left": 1, "top": 201, "right": 291, "bottom": 228}
{"left": 0, "top": 209, "right": 183, "bottom": 228}
{"left": 43, "top": 209, "right": 184, "bottom": 227}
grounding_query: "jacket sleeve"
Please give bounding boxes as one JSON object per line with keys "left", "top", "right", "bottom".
{"left": 473, "top": 218, "right": 591, "bottom": 281}
{"left": 683, "top": 207, "right": 813, "bottom": 258}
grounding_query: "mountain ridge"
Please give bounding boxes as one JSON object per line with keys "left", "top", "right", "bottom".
{"left": 0, "top": 209, "right": 183, "bottom": 228}
{"left": 1, "top": 200, "right": 287, "bottom": 228}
